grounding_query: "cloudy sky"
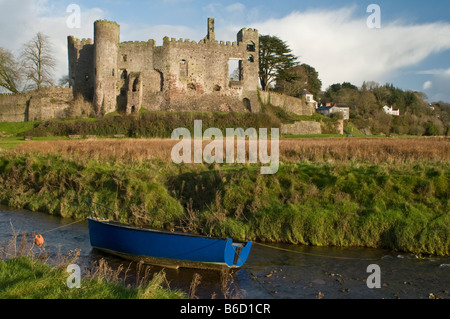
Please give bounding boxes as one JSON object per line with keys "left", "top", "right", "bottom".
{"left": 1, "top": 0, "right": 450, "bottom": 102}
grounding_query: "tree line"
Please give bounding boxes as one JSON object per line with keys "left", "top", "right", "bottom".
{"left": 256, "top": 34, "right": 449, "bottom": 136}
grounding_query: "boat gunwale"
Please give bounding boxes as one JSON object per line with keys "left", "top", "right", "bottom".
{"left": 87, "top": 217, "right": 249, "bottom": 245}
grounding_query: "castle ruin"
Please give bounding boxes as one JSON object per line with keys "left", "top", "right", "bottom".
{"left": 68, "top": 18, "right": 261, "bottom": 115}
{"left": 0, "top": 18, "right": 315, "bottom": 123}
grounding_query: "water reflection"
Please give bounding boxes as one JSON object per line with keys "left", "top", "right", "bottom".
{"left": 1, "top": 206, "right": 449, "bottom": 299}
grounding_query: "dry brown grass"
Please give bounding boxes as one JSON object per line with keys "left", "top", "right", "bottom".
{"left": 10, "top": 137, "right": 450, "bottom": 164}
{"left": 279, "top": 137, "right": 450, "bottom": 164}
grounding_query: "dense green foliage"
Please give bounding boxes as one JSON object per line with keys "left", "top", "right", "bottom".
{"left": 0, "top": 154, "right": 448, "bottom": 256}
{"left": 259, "top": 34, "right": 299, "bottom": 91}
{"left": 19, "top": 111, "right": 280, "bottom": 138}
{"left": 321, "top": 81, "right": 450, "bottom": 136}
{"left": 275, "top": 64, "right": 322, "bottom": 100}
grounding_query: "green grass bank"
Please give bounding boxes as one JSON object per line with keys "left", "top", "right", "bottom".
{"left": 0, "top": 257, "right": 185, "bottom": 299}
{"left": 0, "top": 154, "right": 448, "bottom": 256}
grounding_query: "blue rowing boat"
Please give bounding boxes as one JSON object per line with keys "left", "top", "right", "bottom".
{"left": 88, "top": 217, "right": 252, "bottom": 270}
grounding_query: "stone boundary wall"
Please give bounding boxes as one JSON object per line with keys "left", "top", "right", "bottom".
{"left": 0, "top": 87, "right": 74, "bottom": 122}
{"left": 280, "top": 121, "right": 322, "bottom": 135}
{"left": 258, "top": 91, "right": 314, "bottom": 116}
{"left": 0, "top": 93, "right": 30, "bottom": 122}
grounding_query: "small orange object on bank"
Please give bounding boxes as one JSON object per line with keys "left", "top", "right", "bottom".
{"left": 34, "top": 234, "right": 44, "bottom": 247}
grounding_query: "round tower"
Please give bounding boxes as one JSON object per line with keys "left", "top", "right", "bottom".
{"left": 93, "top": 20, "right": 120, "bottom": 116}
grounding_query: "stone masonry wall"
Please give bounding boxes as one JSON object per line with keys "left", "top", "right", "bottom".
{"left": 280, "top": 121, "right": 322, "bottom": 135}
{"left": 259, "top": 91, "right": 314, "bottom": 116}
{"left": 0, "top": 87, "right": 74, "bottom": 122}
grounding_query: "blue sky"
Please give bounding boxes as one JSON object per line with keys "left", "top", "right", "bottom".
{"left": 1, "top": 0, "right": 450, "bottom": 102}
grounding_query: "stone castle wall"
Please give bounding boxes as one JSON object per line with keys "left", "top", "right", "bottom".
{"left": 258, "top": 91, "right": 315, "bottom": 116}
{"left": 0, "top": 87, "right": 75, "bottom": 122}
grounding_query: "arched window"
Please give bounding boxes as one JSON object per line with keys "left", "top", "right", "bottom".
{"left": 247, "top": 41, "right": 255, "bottom": 52}
{"left": 243, "top": 98, "right": 251, "bottom": 112}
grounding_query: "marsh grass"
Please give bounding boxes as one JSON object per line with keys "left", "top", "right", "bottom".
{"left": 0, "top": 230, "right": 186, "bottom": 299}
{"left": 12, "top": 137, "right": 449, "bottom": 164}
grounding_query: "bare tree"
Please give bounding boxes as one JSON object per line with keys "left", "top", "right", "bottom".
{"left": 21, "top": 32, "right": 56, "bottom": 91}
{"left": 58, "top": 74, "right": 70, "bottom": 87}
{"left": 0, "top": 47, "right": 22, "bottom": 93}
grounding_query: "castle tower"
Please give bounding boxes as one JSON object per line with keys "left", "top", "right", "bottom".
{"left": 93, "top": 20, "right": 120, "bottom": 116}
{"left": 67, "top": 36, "right": 94, "bottom": 101}
{"left": 237, "top": 28, "right": 260, "bottom": 101}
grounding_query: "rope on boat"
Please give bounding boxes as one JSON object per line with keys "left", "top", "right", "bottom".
{"left": 253, "top": 242, "right": 379, "bottom": 261}
{"left": 228, "top": 241, "right": 379, "bottom": 299}
{"left": 33, "top": 218, "right": 86, "bottom": 248}
{"left": 39, "top": 218, "right": 86, "bottom": 235}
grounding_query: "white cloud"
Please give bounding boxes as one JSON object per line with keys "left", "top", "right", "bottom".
{"left": 423, "top": 81, "right": 433, "bottom": 90}
{"left": 252, "top": 7, "right": 450, "bottom": 90}
{"left": 420, "top": 67, "right": 450, "bottom": 102}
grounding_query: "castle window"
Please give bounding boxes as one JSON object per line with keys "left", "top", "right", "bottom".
{"left": 132, "top": 78, "right": 139, "bottom": 92}
{"left": 247, "top": 55, "right": 254, "bottom": 63}
{"left": 122, "top": 54, "right": 127, "bottom": 62}
{"left": 179, "top": 59, "right": 188, "bottom": 77}
{"left": 243, "top": 98, "right": 251, "bottom": 112}
{"left": 121, "top": 69, "right": 128, "bottom": 79}
{"left": 213, "top": 85, "right": 221, "bottom": 92}
{"left": 85, "top": 75, "right": 89, "bottom": 81}
{"left": 112, "top": 69, "right": 115, "bottom": 76}
{"left": 229, "top": 59, "right": 242, "bottom": 82}
{"left": 247, "top": 42, "right": 255, "bottom": 52}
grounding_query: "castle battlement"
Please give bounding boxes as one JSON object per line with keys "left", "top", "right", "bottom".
{"left": 120, "top": 40, "right": 156, "bottom": 47}
{"left": 161, "top": 37, "right": 243, "bottom": 49}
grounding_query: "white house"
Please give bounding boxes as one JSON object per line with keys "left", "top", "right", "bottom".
{"left": 316, "top": 103, "right": 350, "bottom": 120}
{"left": 299, "top": 89, "right": 318, "bottom": 109}
{"left": 383, "top": 105, "right": 400, "bottom": 116}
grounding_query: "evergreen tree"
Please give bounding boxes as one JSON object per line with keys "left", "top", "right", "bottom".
{"left": 259, "top": 35, "right": 298, "bottom": 91}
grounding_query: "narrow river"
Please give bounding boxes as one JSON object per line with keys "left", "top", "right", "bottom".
{"left": 1, "top": 206, "right": 448, "bottom": 299}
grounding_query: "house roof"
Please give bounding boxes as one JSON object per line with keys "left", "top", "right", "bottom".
{"left": 299, "top": 89, "right": 312, "bottom": 95}
{"left": 317, "top": 104, "right": 349, "bottom": 111}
